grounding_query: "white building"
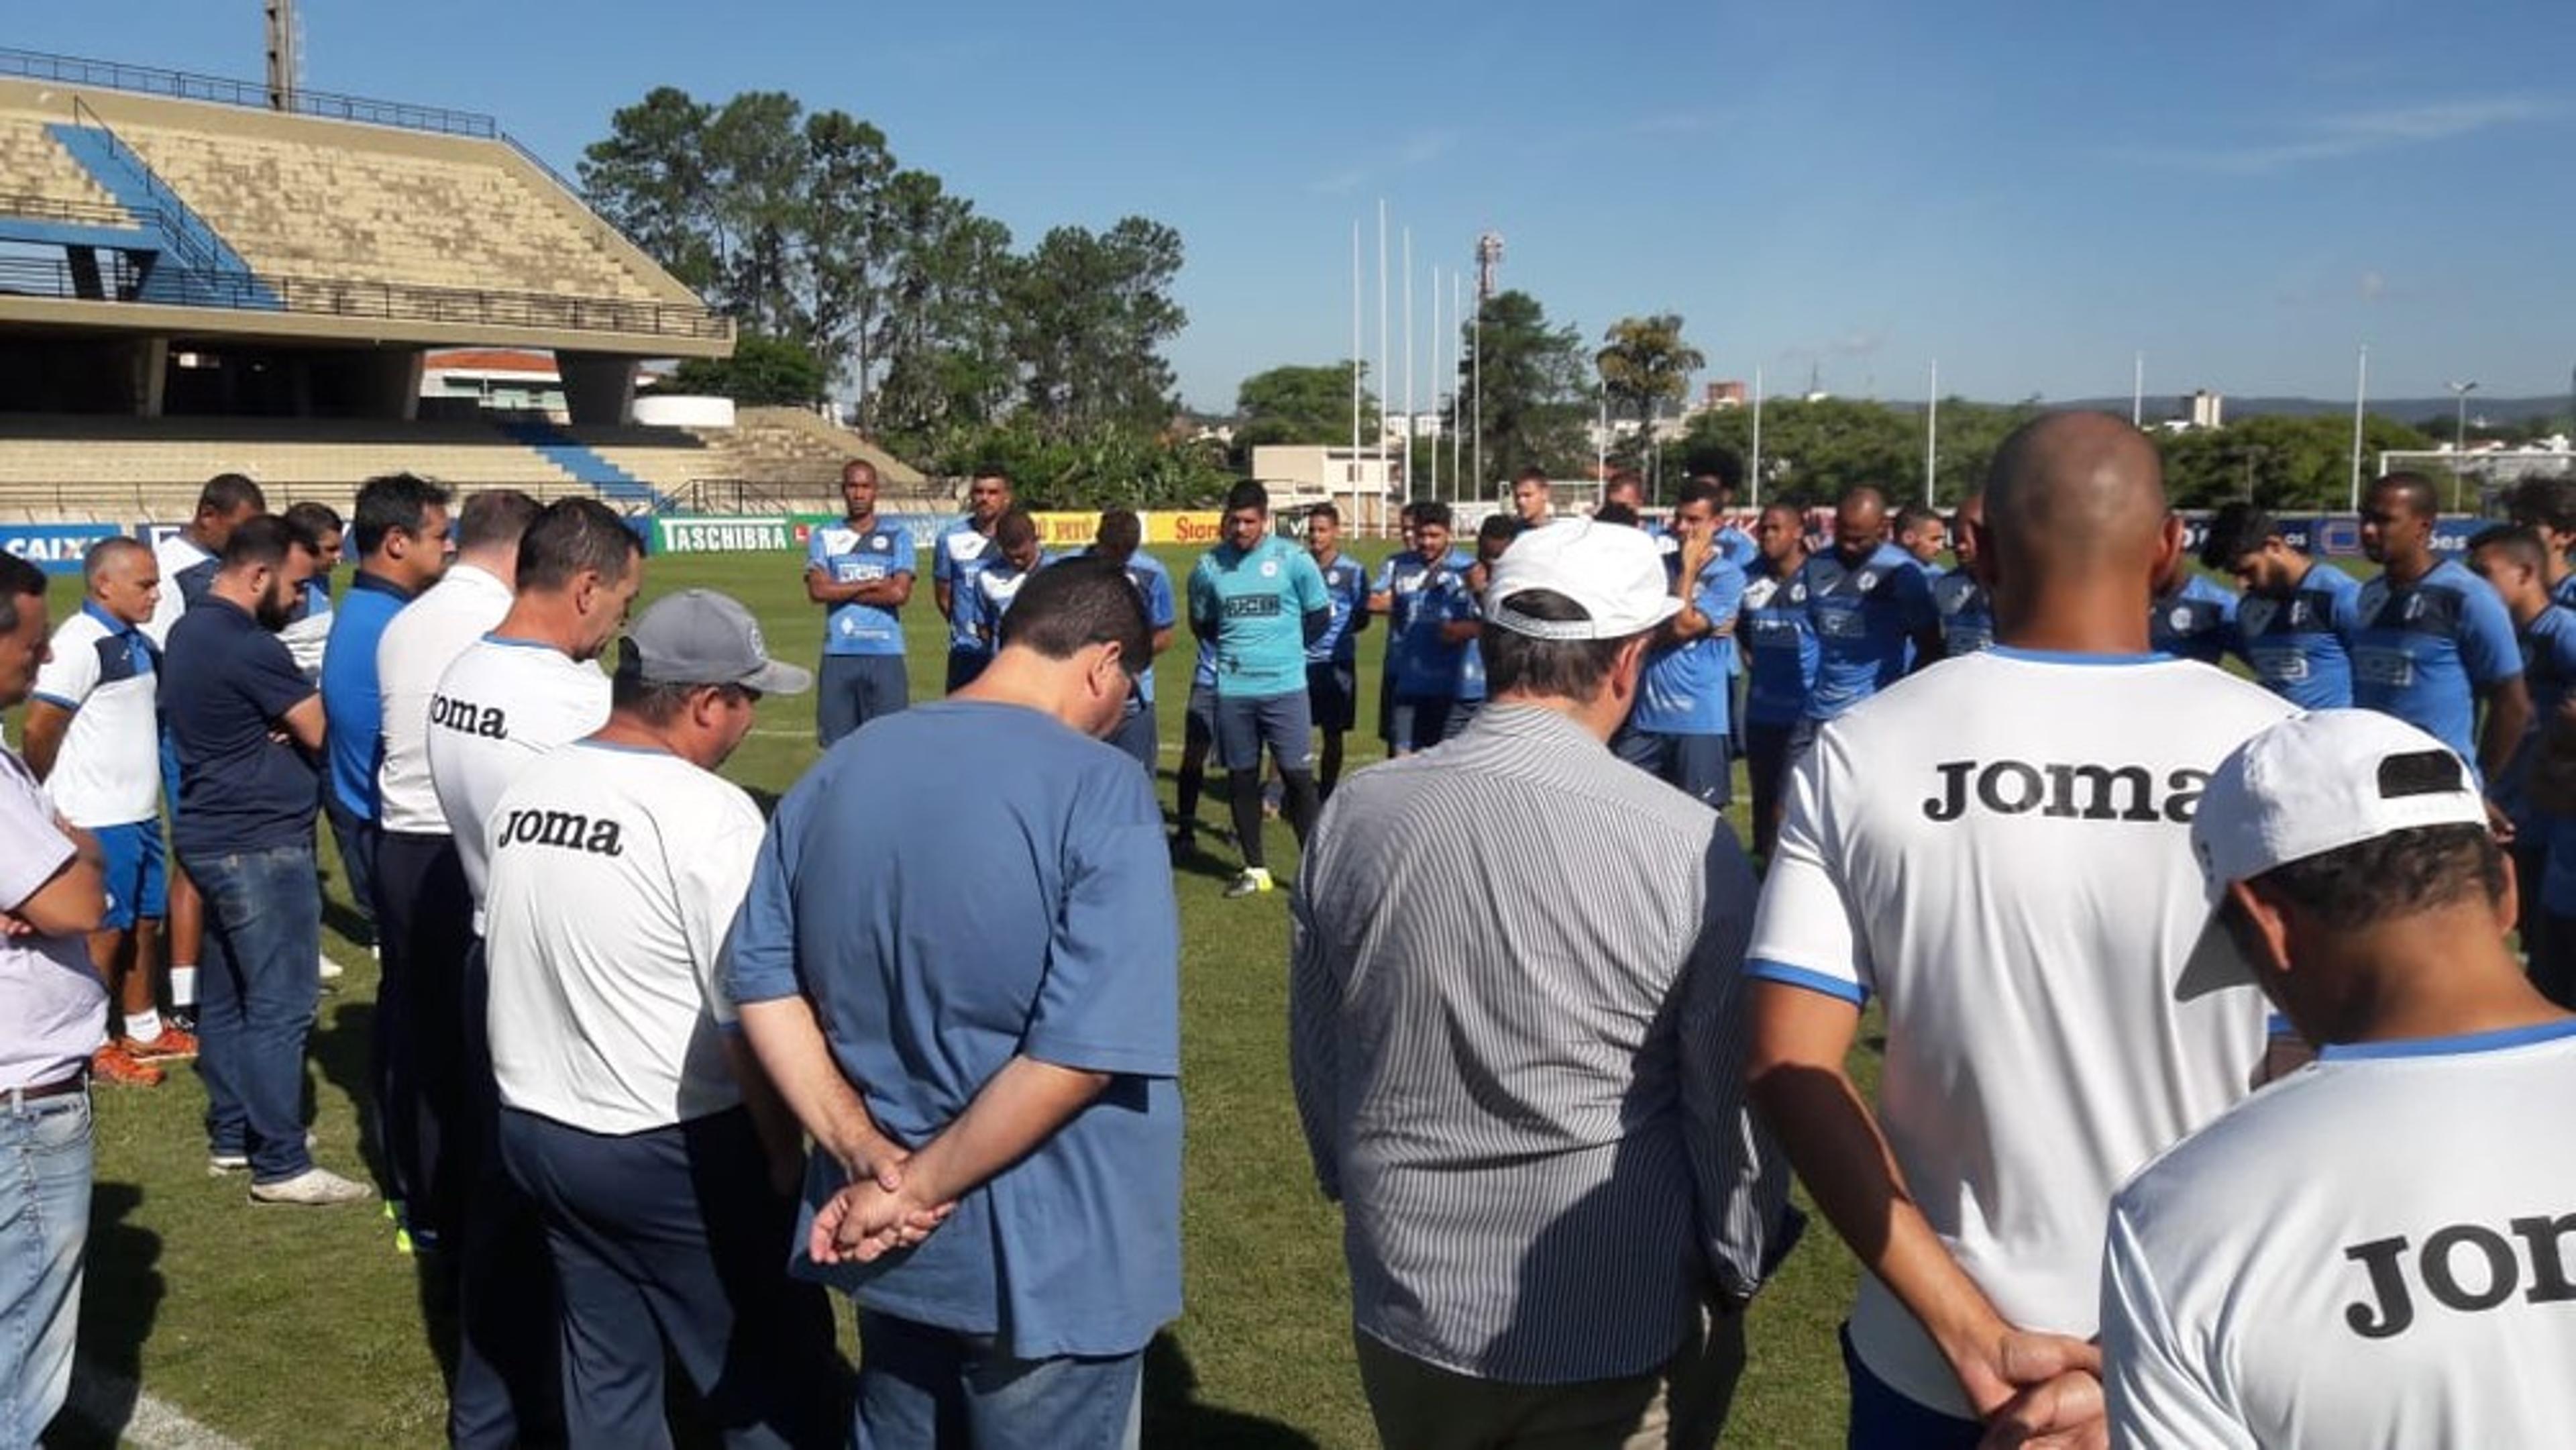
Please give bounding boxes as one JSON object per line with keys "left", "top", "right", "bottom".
{"left": 1250, "top": 444, "right": 1402, "bottom": 532}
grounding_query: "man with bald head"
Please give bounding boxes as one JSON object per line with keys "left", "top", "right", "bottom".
{"left": 2349, "top": 472, "right": 2528, "bottom": 784}
{"left": 1930, "top": 493, "right": 1993, "bottom": 656}
{"left": 1790, "top": 485, "right": 1942, "bottom": 741}
{"left": 1745, "top": 413, "right": 2298, "bottom": 1447}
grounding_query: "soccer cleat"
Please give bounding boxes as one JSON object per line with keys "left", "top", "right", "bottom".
{"left": 317, "top": 953, "right": 344, "bottom": 982}
{"left": 249, "top": 1166, "right": 374, "bottom": 1206}
{"left": 124, "top": 1025, "right": 199, "bottom": 1063}
{"left": 91, "top": 1040, "right": 165, "bottom": 1088}
{"left": 1224, "top": 868, "right": 1275, "bottom": 900}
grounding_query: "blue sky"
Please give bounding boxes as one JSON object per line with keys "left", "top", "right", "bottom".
{"left": 17, "top": 1, "right": 2575, "bottom": 413}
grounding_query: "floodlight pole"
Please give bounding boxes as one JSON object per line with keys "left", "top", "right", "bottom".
{"left": 2447, "top": 379, "right": 2478, "bottom": 511}
{"left": 2348, "top": 344, "right": 2369, "bottom": 513}
{"left": 1750, "top": 366, "right": 1765, "bottom": 508}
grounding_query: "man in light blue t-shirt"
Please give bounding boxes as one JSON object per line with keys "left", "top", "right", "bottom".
{"left": 1618, "top": 476, "right": 1746, "bottom": 808}
{"left": 2348, "top": 472, "right": 2529, "bottom": 781}
{"left": 932, "top": 467, "right": 1013, "bottom": 693}
{"left": 730, "top": 558, "right": 1181, "bottom": 1449}
{"left": 806, "top": 460, "right": 916, "bottom": 746}
{"left": 1189, "top": 482, "right": 1331, "bottom": 899}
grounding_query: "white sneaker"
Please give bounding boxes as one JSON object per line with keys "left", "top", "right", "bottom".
{"left": 317, "top": 953, "right": 344, "bottom": 982}
{"left": 249, "top": 1166, "right": 374, "bottom": 1206}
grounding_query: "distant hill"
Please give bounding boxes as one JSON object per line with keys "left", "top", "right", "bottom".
{"left": 2050, "top": 395, "right": 2569, "bottom": 427}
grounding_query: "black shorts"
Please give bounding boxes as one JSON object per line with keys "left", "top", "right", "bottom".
{"left": 1307, "top": 660, "right": 1358, "bottom": 733}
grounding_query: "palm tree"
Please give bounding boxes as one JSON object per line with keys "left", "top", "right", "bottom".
{"left": 1595, "top": 313, "right": 1706, "bottom": 461}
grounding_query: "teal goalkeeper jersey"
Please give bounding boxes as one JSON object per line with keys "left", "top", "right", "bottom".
{"left": 1188, "top": 535, "right": 1328, "bottom": 698}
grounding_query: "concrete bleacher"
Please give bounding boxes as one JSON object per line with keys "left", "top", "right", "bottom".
{"left": 0, "top": 105, "right": 115, "bottom": 216}
{"left": 0, "top": 415, "right": 727, "bottom": 523}
{"left": 0, "top": 75, "right": 702, "bottom": 317}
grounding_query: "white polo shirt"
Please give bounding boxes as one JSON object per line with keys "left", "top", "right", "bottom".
{"left": 2106, "top": 1021, "right": 2576, "bottom": 1448}
{"left": 426, "top": 634, "right": 610, "bottom": 914}
{"left": 0, "top": 751, "right": 107, "bottom": 1090}
{"left": 145, "top": 531, "right": 213, "bottom": 648}
{"left": 30, "top": 604, "right": 161, "bottom": 828}
{"left": 1746, "top": 647, "right": 2296, "bottom": 1416}
{"left": 484, "top": 739, "right": 764, "bottom": 1134}
{"left": 375, "top": 564, "right": 511, "bottom": 835}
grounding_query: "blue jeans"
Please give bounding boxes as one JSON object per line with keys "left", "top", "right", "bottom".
{"left": 184, "top": 843, "right": 321, "bottom": 1184}
{"left": 1843, "top": 1325, "right": 1981, "bottom": 1450}
{"left": 855, "top": 1310, "right": 1140, "bottom": 1450}
{"left": 0, "top": 1089, "right": 93, "bottom": 1447}
{"left": 321, "top": 796, "right": 378, "bottom": 943}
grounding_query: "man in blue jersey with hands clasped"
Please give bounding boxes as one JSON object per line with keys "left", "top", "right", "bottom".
{"left": 1189, "top": 482, "right": 1331, "bottom": 899}
{"left": 2347, "top": 472, "right": 2528, "bottom": 786}
{"left": 1373, "top": 502, "right": 1474, "bottom": 755}
{"left": 1087, "top": 507, "right": 1175, "bottom": 774}
{"left": 932, "top": 467, "right": 1013, "bottom": 693}
{"left": 1793, "top": 485, "right": 1942, "bottom": 749}
{"left": 806, "top": 460, "right": 915, "bottom": 745}
{"left": 1740, "top": 502, "right": 1818, "bottom": 860}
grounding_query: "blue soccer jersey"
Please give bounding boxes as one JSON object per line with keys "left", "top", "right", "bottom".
{"left": 2347, "top": 558, "right": 2524, "bottom": 766}
{"left": 2493, "top": 605, "right": 2576, "bottom": 839}
{"left": 1308, "top": 552, "right": 1372, "bottom": 666}
{"left": 1091, "top": 548, "right": 1177, "bottom": 704}
{"left": 932, "top": 519, "right": 996, "bottom": 651}
{"left": 1930, "top": 568, "right": 1994, "bottom": 657}
{"left": 1633, "top": 554, "right": 1747, "bottom": 736}
{"left": 1383, "top": 550, "right": 1475, "bottom": 701}
{"left": 808, "top": 517, "right": 915, "bottom": 657}
{"left": 2236, "top": 561, "right": 2361, "bottom": 710}
{"left": 1799, "top": 542, "right": 1937, "bottom": 721}
{"left": 2149, "top": 574, "right": 2241, "bottom": 666}
{"left": 1716, "top": 522, "right": 1758, "bottom": 570}
{"left": 956, "top": 552, "right": 1052, "bottom": 650}
{"left": 1740, "top": 560, "right": 1819, "bottom": 728}
{"left": 1432, "top": 566, "right": 1489, "bottom": 705}
{"left": 1188, "top": 535, "right": 1328, "bottom": 699}
{"left": 2555, "top": 572, "right": 2576, "bottom": 613}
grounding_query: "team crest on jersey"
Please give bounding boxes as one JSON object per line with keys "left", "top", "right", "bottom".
{"left": 2403, "top": 593, "right": 2424, "bottom": 621}
{"left": 871, "top": 535, "right": 888, "bottom": 550}
{"left": 1857, "top": 571, "right": 1878, "bottom": 590}
{"left": 1260, "top": 559, "right": 1279, "bottom": 577}
{"left": 2169, "top": 606, "right": 2194, "bottom": 631}
{"left": 1789, "top": 582, "right": 1808, "bottom": 603}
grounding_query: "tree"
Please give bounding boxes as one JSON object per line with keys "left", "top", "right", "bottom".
{"left": 1234, "top": 362, "right": 1377, "bottom": 456}
{"left": 1595, "top": 313, "right": 1704, "bottom": 448}
{"left": 672, "top": 331, "right": 826, "bottom": 407}
{"left": 1462, "top": 291, "right": 1591, "bottom": 490}
{"left": 799, "top": 110, "right": 896, "bottom": 395}
{"left": 1008, "top": 219, "right": 1187, "bottom": 438}
{"left": 578, "top": 87, "right": 716, "bottom": 294}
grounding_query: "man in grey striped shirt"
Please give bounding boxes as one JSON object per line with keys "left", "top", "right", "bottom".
{"left": 1290, "top": 519, "right": 1794, "bottom": 1449}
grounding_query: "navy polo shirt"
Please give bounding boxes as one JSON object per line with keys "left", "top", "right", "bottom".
{"left": 162, "top": 596, "right": 322, "bottom": 858}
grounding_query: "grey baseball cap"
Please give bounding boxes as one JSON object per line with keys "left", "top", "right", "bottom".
{"left": 621, "top": 588, "right": 812, "bottom": 696}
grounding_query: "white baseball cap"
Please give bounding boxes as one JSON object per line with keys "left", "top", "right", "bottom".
{"left": 1484, "top": 519, "right": 1682, "bottom": 640}
{"left": 2175, "top": 710, "right": 2485, "bottom": 999}
{"left": 2194, "top": 710, "right": 2485, "bottom": 891}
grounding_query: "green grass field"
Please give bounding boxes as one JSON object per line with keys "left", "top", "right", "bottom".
{"left": 26, "top": 541, "right": 1874, "bottom": 1449}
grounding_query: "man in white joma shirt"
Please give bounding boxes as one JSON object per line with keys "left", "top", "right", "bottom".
{"left": 2098, "top": 710, "right": 2576, "bottom": 1448}
{"left": 22, "top": 539, "right": 193, "bottom": 1086}
{"left": 1743, "top": 413, "right": 2297, "bottom": 1447}
{"left": 371, "top": 488, "right": 538, "bottom": 1259}
{"left": 425, "top": 495, "right": 641, "bottom": 1450}
{"left": 486, "top": 589, "right": 837, "bottom": 1447}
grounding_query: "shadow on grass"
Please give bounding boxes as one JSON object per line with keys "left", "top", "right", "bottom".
{"left": 55, "top": 1180, "right": 162, "bottom": 1449}
{"left": 1144, "top": 1333, "right": 1320, "bottom": 1449}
